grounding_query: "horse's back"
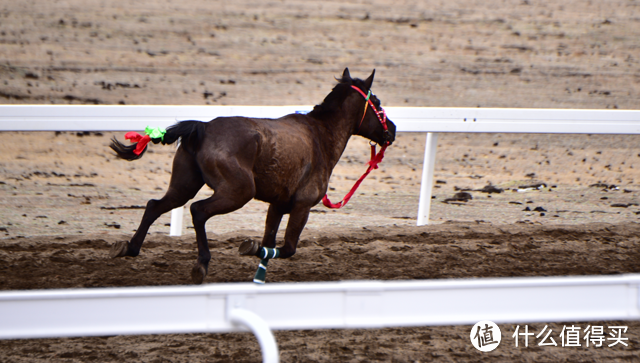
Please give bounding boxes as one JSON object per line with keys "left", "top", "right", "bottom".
{"left": 204, "top": 115, "right": 316, "bottom": 156}
{"left": 200, "top": 115, "right": 322, "bottom": 204}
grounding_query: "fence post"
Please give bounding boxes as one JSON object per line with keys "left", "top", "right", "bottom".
{"left": 169, "top": 207, "right": 184, "bottom": 236}
{"left": 417, "top": 132, "right": 438, "bottom": 226}
{"left": 169, "top": 140, "right": 184, "bottom": 237}
{"left": 229, "top": 309, "right": 280, "bottom": 363}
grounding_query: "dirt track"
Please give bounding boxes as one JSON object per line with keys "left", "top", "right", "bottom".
{"left": 2, "top": 0, "right": 640, "bottom": 361}
{"left": 1, "top": 223, "right": 640, "bottom": 361}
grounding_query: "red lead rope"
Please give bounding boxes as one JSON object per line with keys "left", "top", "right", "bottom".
{"left": 322, "top": 143, "right": 388, "bottom": 209}
{"left": 322, "top": 85, "right": 390, "bottom": 209}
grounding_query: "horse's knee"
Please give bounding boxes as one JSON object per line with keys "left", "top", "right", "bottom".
{"left": 189, "top": 202, "right": 198, "bottom": 216}
{"left": 140, "top": 199, "right": 165, "bottom": 221}
{"left": 189, "top": 202, "right": 207, "bottom": 224}
{"left": 146, "top": 198, "right": 160, "bottom": 210}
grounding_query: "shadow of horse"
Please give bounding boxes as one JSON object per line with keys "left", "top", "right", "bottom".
{"left": 109, "top": 68, "right": 396, "bottom": 284}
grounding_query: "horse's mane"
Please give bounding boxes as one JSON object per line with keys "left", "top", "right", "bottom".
{"left": 307, "top": 75, "right": 367, "bottom": 119}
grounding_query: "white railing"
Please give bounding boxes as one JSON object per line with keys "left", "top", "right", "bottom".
{"left": 3, "top": 105, "right": 640, "bottom": 362}
{"left": 3, "top": 105, "right": 640, "bottom": 231}
{"left": 0, "top": 274, "right": 639, "bottom": 363}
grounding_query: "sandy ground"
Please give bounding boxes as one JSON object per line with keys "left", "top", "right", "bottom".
{"left": 2, "top": 0, "right": 640, "bottom": 361}
{"left": 2, "top": 131, "right": 640, "bottom": 237}
{"left": 1, "top": 224, "right": 640, "bottom": 362}
{"left": 1, "top": 0, "right": 640, "bottom": 109}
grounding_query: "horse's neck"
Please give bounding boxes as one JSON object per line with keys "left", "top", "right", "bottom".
{"left": 314, "top": 114, "right": 356, "bottom": 169}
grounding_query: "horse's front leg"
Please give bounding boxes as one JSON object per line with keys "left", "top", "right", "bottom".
{"left": 239, "top": 203, "right": 284, "bottom": 256}
{"left": 278, "top": 204, "right": 311, "bottom": 258}
{"left": 249, "top": 204, "right": 311, "bottom": 283}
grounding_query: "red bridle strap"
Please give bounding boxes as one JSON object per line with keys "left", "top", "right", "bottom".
{"left": 322, "top": 85, "right": 389, "bottom": 209}
{"left": 350, "top": 85, "right": 388, "bottom": 133}
{"left": 322, "top": 143, "right": 387, "bottom": 209}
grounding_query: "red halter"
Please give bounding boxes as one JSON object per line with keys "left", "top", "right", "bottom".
{"left": 350, "top": 85, "right": 389, "bottom": 136}
{"left": 321, "top": 85, "right": 389, "bottom": 209}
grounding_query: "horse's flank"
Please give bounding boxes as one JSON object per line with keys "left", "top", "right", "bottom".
{"left": 196, "top": 114, "right": 336, "bottom": 207}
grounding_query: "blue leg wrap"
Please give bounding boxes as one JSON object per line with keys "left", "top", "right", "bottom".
{"left": 253, "top": 259, "right": 269, "bottom": 284}
{"left": 258, "top": 247, "right": 280, "bottom": 259}
{"left": 253, "top": 248, "right": 279, "bottom": 284}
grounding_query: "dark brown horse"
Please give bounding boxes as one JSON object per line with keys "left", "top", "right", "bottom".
{"left": 109, "top": 68, "right": 396, "bottom": 284}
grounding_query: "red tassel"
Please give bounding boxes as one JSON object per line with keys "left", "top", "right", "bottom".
{"left": 125, "top": 132, "right": 151, "bottom": 155}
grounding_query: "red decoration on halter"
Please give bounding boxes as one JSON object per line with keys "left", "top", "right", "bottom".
{"left": 322, "top": 85, "right": 390, "bottom": 209}
{"left": 350, "top": 85, "right": 389, "bottom": 135}
{"left": 124, "top": 132, "right": 151, "bottom": 155}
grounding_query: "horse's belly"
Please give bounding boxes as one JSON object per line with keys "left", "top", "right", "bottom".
{"left": 253, "top": 165, "right": 324, "bottom": 206}
{"left": 253, "top": 173, "right": 301, "bottom": 203}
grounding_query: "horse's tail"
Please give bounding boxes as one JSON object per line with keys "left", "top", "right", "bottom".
{"left": 109, "top": 120, "right": 206, "bottom": 161}
{"left": 162, "top": 120, "right": 206, "bottom": 152}
{"left": 109, "top": 137, "right": 148, "bottom": 161}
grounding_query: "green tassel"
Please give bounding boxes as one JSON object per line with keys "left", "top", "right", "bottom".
{"left": 253, "top": 259, "right": 269, "bottom": 284}
{"left": 145, "top": 126, "right": 166, "bottom": 141}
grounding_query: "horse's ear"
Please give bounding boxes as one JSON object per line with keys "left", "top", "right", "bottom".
{"left": 364, "top": 69, "right": 375, "bottom": 90}
{"left": 342, "top": 67, "right": 352, "bottom": 80}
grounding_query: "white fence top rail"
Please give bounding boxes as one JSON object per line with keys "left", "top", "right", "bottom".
{"left": 1, "top": 274, "right": 639, "bottom": 340}
{"left": 2, "top": 105, "right": 640, "bottom": 361}
{"left": 2, "top": 105, "right": 640, "bottom": 134}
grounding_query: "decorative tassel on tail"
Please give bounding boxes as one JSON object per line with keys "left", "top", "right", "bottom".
{"left": 253, "top": 247, "right": 280, "bottom": 284}
{"left": 124, "top": 126, "right": 167, "bottom": 155}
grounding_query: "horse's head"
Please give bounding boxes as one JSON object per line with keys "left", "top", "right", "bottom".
{"left": 342, "top": 68, "right": 396, "bottom": 146}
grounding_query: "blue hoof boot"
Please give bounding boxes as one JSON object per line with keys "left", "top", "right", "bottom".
{"left": 253, "top": 259, "right": 268, "bottom": 284}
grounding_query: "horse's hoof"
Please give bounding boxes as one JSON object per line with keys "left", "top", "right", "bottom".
{"left": 239, "top": 239, "right": 260, "bottom": 256}
{"left": 191, "top": 263, "right": 207, "bottom": 285}
{"left": 109, "top": 241, "right": 129, "bottom": 258}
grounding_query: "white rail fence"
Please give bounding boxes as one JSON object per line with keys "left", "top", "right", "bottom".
{"left": 2, "top": 105, "right": 640, "bottom": 362}
{"left": 1, "top": 275, "right": 639, "bottom": 363}
{"left": 3, "top": 105, "right": 640, "bottom": 231}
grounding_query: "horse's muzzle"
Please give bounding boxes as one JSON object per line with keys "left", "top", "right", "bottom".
{"left": 384, "top": 119, "right": 396, "bottom": 145}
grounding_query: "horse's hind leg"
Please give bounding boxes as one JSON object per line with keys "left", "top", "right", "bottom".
{"left": 189, "top": 174, "right": 256, "bottom": 284}
{"left": 110, "top": 147, "right": 204, "bottom": 258}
